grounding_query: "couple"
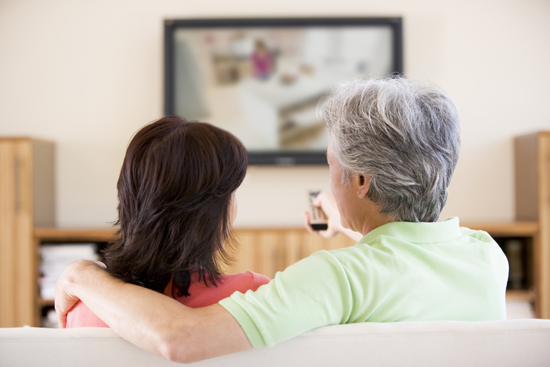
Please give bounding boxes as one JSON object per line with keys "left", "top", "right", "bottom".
{"left": 55, "top": 77, "right": 509, "bottom": 363}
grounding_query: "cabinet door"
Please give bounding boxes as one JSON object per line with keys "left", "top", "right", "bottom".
{"left": 0, "top": 139, "right": 36, "bottom": 327}
{"left": 516, "top": 131, "right": 550, "bottom": 319}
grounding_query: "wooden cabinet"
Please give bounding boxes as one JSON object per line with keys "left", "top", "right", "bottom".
{"left": 463, "top": 222, "right": 539, "bottom": 317}
{"left": 515, "top": 131, "right": 550, "bottom": 319}
{"left": 31, "top": 223, "right": 544, "bottom": 326}
{"left": 0, "top": 138, "right": 55, "bottom": 327}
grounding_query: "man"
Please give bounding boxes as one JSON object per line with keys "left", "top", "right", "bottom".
{"left": 55, "top": 77, "right": 508, "bottom": 363}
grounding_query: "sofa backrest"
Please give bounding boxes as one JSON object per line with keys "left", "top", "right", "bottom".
{"left": 1, "top": 319, "right": 550, "bottom": 367}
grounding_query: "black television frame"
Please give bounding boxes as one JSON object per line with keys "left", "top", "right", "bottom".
{"left": 164, "top": 17, "right": 404, "bottom": 165}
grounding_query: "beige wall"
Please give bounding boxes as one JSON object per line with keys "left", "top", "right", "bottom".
{"left": 0, "top": 0, "right": 549, "bottom": 228}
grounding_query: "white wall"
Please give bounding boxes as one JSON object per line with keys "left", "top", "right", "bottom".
{"left": 0, "top": 0, "right": 549, "bottom": 228}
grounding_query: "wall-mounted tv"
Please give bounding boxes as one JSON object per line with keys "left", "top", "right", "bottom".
{"left": 164, "top": 17, "right": 403, "bottom": 165}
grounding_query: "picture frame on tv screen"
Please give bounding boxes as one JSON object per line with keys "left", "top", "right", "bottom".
{"left": 164, "top": 17, "right": 403, "bottom": 165}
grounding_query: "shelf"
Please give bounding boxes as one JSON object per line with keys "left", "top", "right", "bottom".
{"left": 35, "top": 227, "right": 117, "bottom": 242}
{"left": 461, "top": 222, "right": 538, "bottom": 237}
{"left": 506, "top": 289, "right": 535, "bottom": 303}
{"left": 39, "top": 298, "right": 55, "bottom": 307}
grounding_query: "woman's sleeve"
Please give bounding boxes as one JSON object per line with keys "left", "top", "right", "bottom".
{"left": 250, "top": 271, "right": 271, "bottom": 290}
{"left": 66, "top": 300, "right": 109, "bottom": 328}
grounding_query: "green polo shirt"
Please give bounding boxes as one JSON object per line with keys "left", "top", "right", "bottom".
{"left": 219, "top": 218, "right": 509, "bottom": 348}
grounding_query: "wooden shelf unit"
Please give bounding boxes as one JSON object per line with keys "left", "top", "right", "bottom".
{"left": 34, "top": 227, "right": 116, "bottom": 327}
{"left": 31, "top": 221, "right": 543, "bottom": 326}
{"left": 515, "top": 131, "right": 550, "bottom": 319}
{"left": 464, "top": 221, "right": 539, "bottom": 317}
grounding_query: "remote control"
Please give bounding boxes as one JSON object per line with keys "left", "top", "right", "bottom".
{"left": 308, "top": 190, "right": 328, "bottom": 231}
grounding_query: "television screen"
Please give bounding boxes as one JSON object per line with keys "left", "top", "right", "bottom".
{"left": 164, "top": 18, "right": 403, "bottom": 165}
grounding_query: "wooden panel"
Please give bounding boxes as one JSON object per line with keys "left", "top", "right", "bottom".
{"left": 462, "top": 222, "right": 538, "bottom": 237}
{"left": 223, "top": 230, "right": 254, "bottom": 275}
{"left": 224, "top": 228, "right": 355, "bottom": 279}
{"left": 280, "top": 230, "right": 303, "bottom": 270}
{"left": 14, "top": 141, "right": 36, "bottom": 327}
{"left": 258, "top": 231, "right": 281, "bottom": 278}
{"left": 34, "top": 227, "right": 116, "bottom": 242}
{"left": 0, "top": 140, "right": 17, "bottom": 327}
{"left": 0, "top": 139, "right": 36, "bottom": 327}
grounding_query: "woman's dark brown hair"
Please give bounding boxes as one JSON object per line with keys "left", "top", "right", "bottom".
{"left": 103, "top": 116, "right": 248, "bottom": 297}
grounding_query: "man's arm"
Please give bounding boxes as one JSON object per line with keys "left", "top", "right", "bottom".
{"left": 55, "top": 260, "right": 252, "bottom": 363}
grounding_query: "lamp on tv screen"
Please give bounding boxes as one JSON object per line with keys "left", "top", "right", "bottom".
{"left": 164, "top": 17, "right": 403, "bottom": 165}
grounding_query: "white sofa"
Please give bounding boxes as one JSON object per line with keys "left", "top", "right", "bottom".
{"left": 2, "top": 319, "right": 550, "bottom": 366}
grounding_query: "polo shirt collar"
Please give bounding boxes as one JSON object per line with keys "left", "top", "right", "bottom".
{"left": 360, "top": 217, "right": 462, "bottom": 244}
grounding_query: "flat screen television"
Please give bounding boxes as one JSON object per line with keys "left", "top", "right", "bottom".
{"left": 164, "top": 17, "right": 403, "bottom": 165}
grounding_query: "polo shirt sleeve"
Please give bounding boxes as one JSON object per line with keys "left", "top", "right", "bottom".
{"left": 219, "top": 250, "right": 353, "bottom": 348}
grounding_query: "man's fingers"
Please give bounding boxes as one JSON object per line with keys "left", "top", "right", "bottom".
{"left": 302, "top": 211, "right": 316, "bottom": 234}
{"left": 57, "top": 311, "right": 67, "bottom": 329}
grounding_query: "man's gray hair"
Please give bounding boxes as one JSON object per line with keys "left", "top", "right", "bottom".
{"left": 320, "top": 77, "right": 460, "bottom": 222}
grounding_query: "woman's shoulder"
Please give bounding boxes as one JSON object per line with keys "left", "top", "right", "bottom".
{"left": 221, "top": 271, "right": 270, "bottom": 290}
{"left": 176, "top": 271, "right": 271, "bottom": 308}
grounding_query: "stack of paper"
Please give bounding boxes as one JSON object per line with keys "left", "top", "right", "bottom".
{"left": 39, "top": 243, "right": 99, "bottom": 300}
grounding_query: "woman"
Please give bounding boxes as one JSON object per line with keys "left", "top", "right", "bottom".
{"left": 67, "top": 116, "right": 270, "bottom": 327}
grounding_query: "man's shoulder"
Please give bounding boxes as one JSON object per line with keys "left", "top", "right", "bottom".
{"left": 458, "top": 226, "right": 495, "bottom": 242}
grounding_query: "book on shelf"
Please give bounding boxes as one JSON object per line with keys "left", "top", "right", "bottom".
{"left": 39, "top": 243, "right": 99, "bottom": 300}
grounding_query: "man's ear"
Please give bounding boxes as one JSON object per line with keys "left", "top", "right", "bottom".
{"left": 354, "top": 174, "right": 371, "bottom": 199}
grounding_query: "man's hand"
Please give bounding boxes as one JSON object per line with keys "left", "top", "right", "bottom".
{"left": 303, "top": 191, "right": 363, "bottom": 242}
{"left": 302, "top": 191, "right": 343, "bottom": 238}
{"left": 54, "top": 260, "right": 105, "bottom": 328}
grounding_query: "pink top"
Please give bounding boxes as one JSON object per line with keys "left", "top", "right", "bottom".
{"left": 66, "top": 271, "right": 270, "bottom": 328}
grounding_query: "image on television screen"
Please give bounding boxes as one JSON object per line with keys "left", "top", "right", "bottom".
{"left": 165, "top": 18, "right": 403, "bottom": 164}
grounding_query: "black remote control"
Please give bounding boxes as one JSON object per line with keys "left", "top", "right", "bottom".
{"left": 308, "top": 190, "right": 328, "bottom": 231}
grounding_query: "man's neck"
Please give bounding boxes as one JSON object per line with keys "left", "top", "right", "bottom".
{"left": 358, "top": 201, "right": 395, "bottom": 236}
